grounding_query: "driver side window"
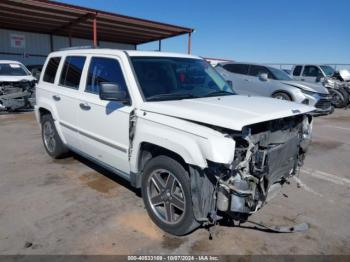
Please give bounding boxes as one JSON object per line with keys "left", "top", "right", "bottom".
{"left": 302, "top": 66, "right": 321, "bottom": 77}
{"left": 85, "top": 57, "right": 127, "bottom": 95}
{"left": 249, "top": 65, "right": 274, "bottom": 79}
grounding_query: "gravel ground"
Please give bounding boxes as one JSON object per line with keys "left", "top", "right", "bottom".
{"left": 0, "top": 110, "right": 349, "bottom": 255}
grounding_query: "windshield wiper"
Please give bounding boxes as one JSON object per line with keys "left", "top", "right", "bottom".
{"left": 147, "top": 93, "right": 198, "bottom": 101}
{"left": 203, "top": 90, "right": 234, "bottom": 97}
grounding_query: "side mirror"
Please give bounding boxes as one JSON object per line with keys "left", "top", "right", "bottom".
{"left": 99, "top": 82, "right": 129, "bottom": 104}
{"left": 226, "top": 80, "right": 233, "bottom": 87}
{"left": 316, "top": 73, "right": 324, "bottom": 83}
{"left": 259, "top": 73, "right": 268, "bottom": 81}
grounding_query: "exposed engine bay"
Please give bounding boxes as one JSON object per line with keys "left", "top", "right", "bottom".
{"left": 0, "top": 80, "right": 36, "bottom": 111}
{"left": 323, "top": 69, "right": 350, "bottom": 108}
{"left": 190, "top": 114, "right": 312, "bottom": 222}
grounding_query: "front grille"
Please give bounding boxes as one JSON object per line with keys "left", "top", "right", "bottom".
{"left": 315, "top": 98, "right": 331, "bottom": 109}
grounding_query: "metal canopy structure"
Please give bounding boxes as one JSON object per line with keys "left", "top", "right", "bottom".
{"left": 0, "top": 0, "right": 194, "bottom": 53}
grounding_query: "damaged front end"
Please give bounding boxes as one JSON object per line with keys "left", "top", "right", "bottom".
{"left": 0, "top": 80, "right": 36, "bottom": 111}
{"left": 191, "top": 114, "right": 312, "bottom": 223}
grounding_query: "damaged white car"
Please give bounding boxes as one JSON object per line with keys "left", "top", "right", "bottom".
{"left": 35, "top": 49, "right": 314, "bottom": 235}
{"left": 0, "top": 60, "right": 36, "bottom": 111}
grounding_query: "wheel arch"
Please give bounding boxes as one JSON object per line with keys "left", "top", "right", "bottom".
{"left": 138, "top": 142, "right": 189, "bottom": 173}
{"left": 38, "top": 107, "right": 51, "bottom": 122}
{"left": 36, "top": 103, "right": 66, "bottom": 144}
{"left": 271, "top": 90, "right": 294, "bottom": 101}
{"left": 130, "top": 139, "right": 207, "bottom": 188}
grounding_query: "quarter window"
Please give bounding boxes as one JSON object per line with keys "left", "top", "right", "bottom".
{"left": 302, "top": 66, "right": 322, "bottom": 77}
{"left": 85, "top": 57, "right": 128, "bottom": 94}
{"left": 59, "top": 56, "right": 86, "bottom": 89}
{"left": 43, "top": 57, "right": 61, "bottom": 83}
{"left": 293, "top": 65, "right": 302, "bottom": 76}
{"left": 223, "top": 64, "right": 249, "bottom": 75}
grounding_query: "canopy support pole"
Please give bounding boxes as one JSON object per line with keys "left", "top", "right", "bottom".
{"left": 187, "top": 32, "right": 192, "bottom": 54}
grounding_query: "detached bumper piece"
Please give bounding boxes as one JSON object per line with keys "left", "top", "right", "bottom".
{"left": 244, "top": 220, "right": 309, "bottom": 233}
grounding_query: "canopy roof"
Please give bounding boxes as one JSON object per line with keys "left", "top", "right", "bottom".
{"left": 0, "top": 0, "right": 194, "bottom": 45}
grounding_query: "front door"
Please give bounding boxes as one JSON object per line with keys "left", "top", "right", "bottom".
{"left": 301, "top": 65, "right": 323, "bottom": 83}
{"left": 77, "top": 55, "right": 132, "bottom": 176}
{"left": 245, "top": 65, "right": 273, "bottom": 96}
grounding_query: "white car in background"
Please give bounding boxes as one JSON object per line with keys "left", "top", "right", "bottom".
{"left": 0, "top": 60, "right": 37, "bottom": 111}
{"left": 0, "top": 60, "right": 36, "bottom": 84}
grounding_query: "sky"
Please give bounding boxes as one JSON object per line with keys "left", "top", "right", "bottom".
{"left": 58, "top": 0, "right": 350, "bottom": 64}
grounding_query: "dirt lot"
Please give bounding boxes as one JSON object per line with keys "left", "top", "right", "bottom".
{"left": 0, "top": 110, "right": 349, "bottom": 255}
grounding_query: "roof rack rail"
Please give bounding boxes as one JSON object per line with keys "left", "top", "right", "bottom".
{"left": 59, "top": 45, "right": 96, "bottom": 51}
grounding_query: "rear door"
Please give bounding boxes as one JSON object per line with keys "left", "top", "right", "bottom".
{"left": 292, "top": 65, "right": 303, "bottom": 81}
{"left": 41, "top": 55, "right": 86, "bottom": 150}
{"left": 77, "top": 55, "right": 132, "bottom": 176}
{"left": 220, "top": 64, "right": 250, "bottom": 94}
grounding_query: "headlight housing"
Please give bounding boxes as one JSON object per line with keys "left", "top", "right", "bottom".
{"left": 300, "top": 89, "right": 317, "bottom": 96}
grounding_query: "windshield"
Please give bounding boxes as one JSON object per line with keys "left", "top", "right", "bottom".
{"left": 268, "top": 67, "right": 293, "bottom": 81}
{"left": 131, "top": 57, "right": 234, "bottom": 101}
{"left": 0, "top": 63, "right": 29, "bottom": 76}
{"left": 320, "top": 65, "right": 335, "bottom": 77}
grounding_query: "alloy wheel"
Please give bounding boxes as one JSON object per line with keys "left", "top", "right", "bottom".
{"left": 147, "top": 169, "right": 186, "bottom": 224}
{"left": 43, "top": 121, "right": 56, "bottom": 153}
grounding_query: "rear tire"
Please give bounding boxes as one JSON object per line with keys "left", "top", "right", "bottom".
{"left": 272, "top": 92, "right": 292, "bottom": 101}
{"left": 41, "top": 114, "right": 69, "bottom": 159}
{"left": 141, "top": 155, "right": 200, "bottom": 236}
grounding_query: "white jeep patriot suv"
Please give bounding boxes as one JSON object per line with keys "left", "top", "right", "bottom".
{"left": 35, "top": 48, "right": 313, "bottom": 235}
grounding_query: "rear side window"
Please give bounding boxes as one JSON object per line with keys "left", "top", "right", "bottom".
{"left": 59, "top": 56, "right": 86, "bottom": 89}
{"left": 43, "top": 57, "right": 61, "bottom": 83}
{"left": 223, "top": 64, "right": 249, "bottom": 75}
{"left": 248, "top": 65, "right": 274, "bottom": 79}
{"left": 85, "top": 57, "right": 128, "bottom": 94}
{"left": 302, "top": 65, "right": 322, "bottom": 77}
{"left": 293, "top": 65, "right": 302, "bottom": 76}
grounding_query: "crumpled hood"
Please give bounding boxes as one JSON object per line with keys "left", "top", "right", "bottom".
{"left": 0, "top": 75, "right": 36, "bottom": 82}
{"left": 140, "top": 95, "right": 314, "bottom": 131}
{"left": 338, "top": 69, "right": 350, "bottom": 81}
{"left": 281, "top": 80, "right": 328, "bottom": 94}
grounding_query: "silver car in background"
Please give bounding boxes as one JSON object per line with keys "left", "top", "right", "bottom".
{"left": 216, "top": 62, "right": 333, "bottom": 115}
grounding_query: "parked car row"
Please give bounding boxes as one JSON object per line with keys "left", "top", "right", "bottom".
{"left": 214, "top": 62, "right": 350, "bottom": 113}
{"left": 215, "top": 62, "right": 333, "bottom": 116}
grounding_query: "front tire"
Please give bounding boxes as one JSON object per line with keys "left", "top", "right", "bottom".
{"left": 272, "top": 92, "right": 292, "bottom": 101}
{"left": 330, "top": 88, "right": 348, "bottom": 108}
{"left": 41, "top": 114, "right": 68, "bottom": 159}
{"left": 141, "top": 155, "right": 199, "bottom": 236}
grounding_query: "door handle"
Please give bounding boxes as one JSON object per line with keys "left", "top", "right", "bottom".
{"left": 244, "top": 79, "right": 249, "bottom": 81}
{"left": 52, "top": 95, "right": 61, "bottom": 101}
{"left": 79, "top": 103, "right": 91, "bottom": 111}
{"left": 301, "top": 78, "right": 305, "bottom": 81}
